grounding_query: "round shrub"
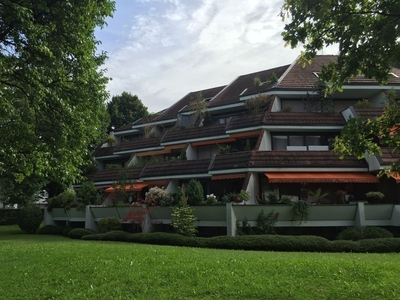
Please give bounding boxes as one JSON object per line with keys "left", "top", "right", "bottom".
{"left": 361, "top": 227, "right": 393, "bottom": 239}
{"left": 62, "top": 227, "right": 74, "bottom": 237}
{"left": 37, "top": 225, "right": 58, "bottom": 235}
{"left": 337, "top": 227, "right": 362, "bottom": 241}
{"left": 97, "top": 216, "right": 122, "bottom": 233}
{"left": 69, "top": 228, "right": 95, "bottom": 239}
{"left": 17, "top": 203, "right": 43, "bottom": 234}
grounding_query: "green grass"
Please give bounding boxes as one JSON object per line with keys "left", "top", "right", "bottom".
{"left": 1, "top": 225, "right": 399, "bottom": 299}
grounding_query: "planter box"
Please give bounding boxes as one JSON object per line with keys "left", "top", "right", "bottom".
{"left": 149, "top": 207, "right": 172, "bottom": 220}
{"left": 309, "top": 205, "right": 357, "bottom": 221}
{"left": 365, "top": 204, "right": 394, "bottom": 220}
{"left": 192, "top": 206, "right": 226, "bottom": 222}
{"left": 67, "top": 208, "right": 86, "bottom": 221}
{"left": 233, "top": 205, "right": 292, "bottom": 222}
{"left": 90, "top": 207, "right": 119, "bottom": 220}
{"left": 50, "top": 208, "right": 69, "bottom": 220}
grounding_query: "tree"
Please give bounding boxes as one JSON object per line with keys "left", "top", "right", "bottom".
{"left": 281, "top": 0, "right": 400, "bottom": 92}
{"left": 281, "top": 1, "right": 400, "bottom": 173}
{"left": 107, "top": 92, "right": 148, "bottom": 131}
{"left": 0, "top": 1, "right": 115, "bottom": 204}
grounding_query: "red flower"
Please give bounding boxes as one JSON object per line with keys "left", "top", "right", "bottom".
{"left": 275, "top": 212, "right": 280, "bottom": 218}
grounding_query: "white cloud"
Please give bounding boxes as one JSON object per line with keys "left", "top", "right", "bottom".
{"left": 97, "top": 0, "right": 336, "bottom": 113}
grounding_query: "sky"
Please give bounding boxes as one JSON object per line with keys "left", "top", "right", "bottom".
{"left": 95, "top": 0, "right": 337, "bottom": 113}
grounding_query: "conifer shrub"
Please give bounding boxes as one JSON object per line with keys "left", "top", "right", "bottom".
{"left": 17, "top": 203, "right": 43, "bottom": 234}
{"left": 186, "top": 179, "right": 204, "bottom": 205}
{"left": 97, "top": 216, "right": 122, "bottom": 232}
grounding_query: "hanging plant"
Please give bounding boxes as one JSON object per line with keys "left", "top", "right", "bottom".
{"left": 291, "top": 200, "right": 310, "bottom": 223}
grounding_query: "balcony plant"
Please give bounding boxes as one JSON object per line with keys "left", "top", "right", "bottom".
{"left": 267, "top": 191, "right": 279, "bottom": 204}
{"left": 308, "top": 188, "right": 329, "bottom": 204}
{"left": 365, "top": 191, "right": 385, "bottom": 204}
{"left": 291, "top": 200, "right": 310, "bottom": 223}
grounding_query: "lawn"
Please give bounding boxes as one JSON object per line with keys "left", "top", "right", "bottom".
{"left": 0, "top": 225, "right": 399, "bottom": 300}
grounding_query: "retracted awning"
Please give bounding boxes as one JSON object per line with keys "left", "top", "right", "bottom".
{"left": 391, "top": 172, "right": 400, "bottom": 183}
{"left": 212, "top": 173, "right": 247, "bottom": 180}
{"left": 105, "top": 183, "right": 149, "bottom": 193}
{"left": 265, "top": 173, "right": 379, "bottom": 183}
{"left": 192, "top": 138, "right": 236, "bottom": 147}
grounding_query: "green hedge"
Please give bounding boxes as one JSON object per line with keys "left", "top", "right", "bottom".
{"left": 337, "top": 227, "right": 393, "bottom": 241}
{"left": 69, "top": 228, "right": 95, "bottom": 239}
{"left": 80, "top": 232, "right": 400, "bottom": 253}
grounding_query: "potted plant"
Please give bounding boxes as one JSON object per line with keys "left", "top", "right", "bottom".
{"left": 365, "top": 191, "right": 385, "bottom": 204}
{"left": 267, "top": 191, "right": 279, "bottom": 204}
{"left": 239, "top": 190, "right": 250, "bottom": 203}
{"left": 291, "top": 200, "right": 310, "bottom": 223}
{"left": 308, "top": 188, "right": 329, "bottom": 204}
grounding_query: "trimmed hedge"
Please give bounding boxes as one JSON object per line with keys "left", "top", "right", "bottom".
{"left": 69, "top": 228, "right": 95, "bottom": 239}
{"left": 80, "top": 232, "right": 400, "bottom": 253}
{"left": 337, "top": 227, "right": 393, "bottom": 241}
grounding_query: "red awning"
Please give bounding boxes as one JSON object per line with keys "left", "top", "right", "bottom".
{"left": 229, "top": 131, "right": 261, "bottom": 139}
{"left": 391, "top": 172, "right": 400, "bottom": 183}
{"left": 212, "top": 173, "right": 247, "bottom": 180}
{"left": 265, "top": 173, "right": 379, "bottom": 183}
{"left": 192, "top": 138, "right": 236, "bottom": 147}
{"left": 105, "top": 183, "right": 149, "bottom": 193}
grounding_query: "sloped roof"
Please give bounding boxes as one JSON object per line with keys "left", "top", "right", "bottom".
{"left": 379, "top": 148, "right": 400, "bottom": 165}
{"left": 162, "top": 123, "right": 227, "bottom": 143}
{"left": 211, "top": 151, "right": 253, "bottom": 171}
{"left": 278, "top": 55, "right": 400, "bottom": 89}
{"left": 353, "top": 108, "right": 384, "bottom": 119}
{"left": 114, "top": 137, "right": 163, "bottom": 153}
{"left": 209, "top": 65, "right": 290, "bottom": 107}
{"left": 141, "top": 159, "right": 211, "bottom": 178}
{"left": 94, "top": 146, "right": 116, "bottom": 157}
{"left": 250, "top": 151, "right": 367, "bottom": 168}
{"left": 227, "top": 112, "right": 266, "bottom": 131}
{"left": 263, "top": 112, "right": 346, "bottom": 126}
{"left": 91, "top": 168, "right": 143, "bottom": 182}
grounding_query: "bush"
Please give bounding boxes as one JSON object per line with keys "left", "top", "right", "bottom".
{"left": 0, "top": 209, "right": 20, "bottom": 225}
{"left": 97, "top": 217, "right": 122, "bottom": 233}
{"left": 337, "top": 227, "right": 361, "bottom": 241}
{"left": 77, "top": 181, "right": 97, "bottom": 205}
{"left": 186, "top": 179, "right": 204, "bottom": 206}
{"left": 17, "top": 203, "right": 43, "bottom": 234}
{"left": 62, "top": 227, "right": 74, "bottom": 237}
{"left": 171, "top": 205, "right": 197, "bottom": 237}
{"left": 69, "top": 228, "right": 95, "bottom": 239}
{"left": 337, "top": 227, "right": 393, "bottom": 241}
{"left": 328, "top": 240, "right": 360, "bottom": 253}
{"left": 101, "top": 230, "right": 131, "bottom": 241}
{"left": 37, "top": 225, "right": 58, "bottom": 234}
{"left": 358, "top": 238, "right": 400, "bottom": 253}
{"left": 361, "top": 227, "right": 393, "bottom": 239}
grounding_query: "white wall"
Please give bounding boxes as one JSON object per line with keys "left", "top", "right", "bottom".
{"left": 166, "top": 179, "right": 179, "bottom": 193}
{"left": 246, "top": 173, "right": 259, "bottom": 204}
{"left": 370, "top": 91, "right": 387, "bottom": 106}
{"left": 258, "top": 130, "right": 271, "bottom": 150}
{"left": 186, "top": 144, "right": 197, "bottom": 160}
{"left": 271, "top": 96, "right": 281, "bottom": 112}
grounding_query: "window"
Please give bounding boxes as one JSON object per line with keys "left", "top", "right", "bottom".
{"left": 272, "top": 133, "right": 337, "bottom": 150}
{"left": 272, "top": 136, "right": 288, "bottom": 150}
{"left": 306, "top": 136, "right": 321, "bottom": 146}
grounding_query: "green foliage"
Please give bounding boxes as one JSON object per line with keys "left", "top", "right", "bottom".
{"left": 365, "top": 191, "right": 385, "bottom": 203}
{"left": 354, "top": 99, "right": 371, "bottom": 109}
{"left": 244, "top": 139, "right": 251, "bottom": 151}
{"left": 77, "top": 181, "right": 97, "bottom": 205}
{"left": 107, "top": 92, "right": 148, "bottom": 131}
{"left": 281, "top": 105, "right": 293, "bottom": 112}
{"left": 337, "top": 227, "right": 393, "bottom": 241}
{"left": 47, "top": 189, "right": 76, "bottom": 210}
{"left": 281, "top": 0, "right": 400, "bottom": 92}
{"left": 180, "top": 148, "right": 187, "bottom": 160}
{"left": 186, "top": 179, "right": 204, "bottom": 206}
{"left": 103, "top": 135, "right": 116, "bottom": 146}
{"left": 0, "top": 1, "right": 115, "bottom": 204}
{"left": 0, "top": 209, "right": 19, "bottom": 225}
{"left": 202, "top": 111, "right": 213, "bottom": 126}
{"left": 291, "top": 200, "right": 311, "bottom": 223}
{"left": 218, "top": 144, "right": 231, "bottom": 154}
{"left": 171, "top": 201, "right": 197, "bottom": 237}
{"left": 253, "top": 77, "right": 262, "bottom": 86}
{"left": 238, "top": 190, "right": 250, "bottom": 202}
{"left": 256, "top": 210, "right": 279, "bottom": 234}
{"left": 244, "top": 94, "right": 272, "bottom": 114}
{"left": 97, "top": 217, "right": 122, "bottom": 233}
{"left": 37, "top": 225, "right": 58, "bottom": 235}
{"left": 17, "top": 204, "right": 43, "bottom": 234}
{"left": 267, "top": 191, "right": 279, "bottom": 204}
{"left": 308, "top": 188, "right": 329, "bottom": 204}
{"left": 68, "top": 228, "right": 95, "bottom": 239}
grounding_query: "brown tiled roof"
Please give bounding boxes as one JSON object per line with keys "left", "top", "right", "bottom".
{"left": 211, "top": 151, "right": 253, "bottom": 171}
{"left": 353, "top": 108, "right": 384, "bottom": 119}
{"left": 278, "top": 55, "right": 400, "bottom": 89}
{"left": 162, "top": 123, "right": 227, "bottom": 143}
{"left": 379, "top": 148, "right": 400, "bottom": 165}
{"left": 114, "top": 137, "right": 163, "bottom": 153}
{"left": 114, "top": 123, "right": 135, "bottom": 132}
{"left": 263, "top": 112, "right": 346, "bottom": 126}
{"left": 94, "top": 146, "right": 116, "bottom": 157}
{"left": 209, "top": 65, "right": 289, "bottom": 107}
{"left": 141, "top": 159, "right": 211, "bottom": 178}
{"left": 227, "top": 112, "right": 266, "bottom": 130}
{"left": 91, "top": 167, "right": 143, "bottom": 182}
{"left": 250, "top": 151, "right": 367, "bottom": 168}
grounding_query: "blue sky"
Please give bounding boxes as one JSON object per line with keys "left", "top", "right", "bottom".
{"left": 95, "top": 0, "right": 337, "bottom": 113}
